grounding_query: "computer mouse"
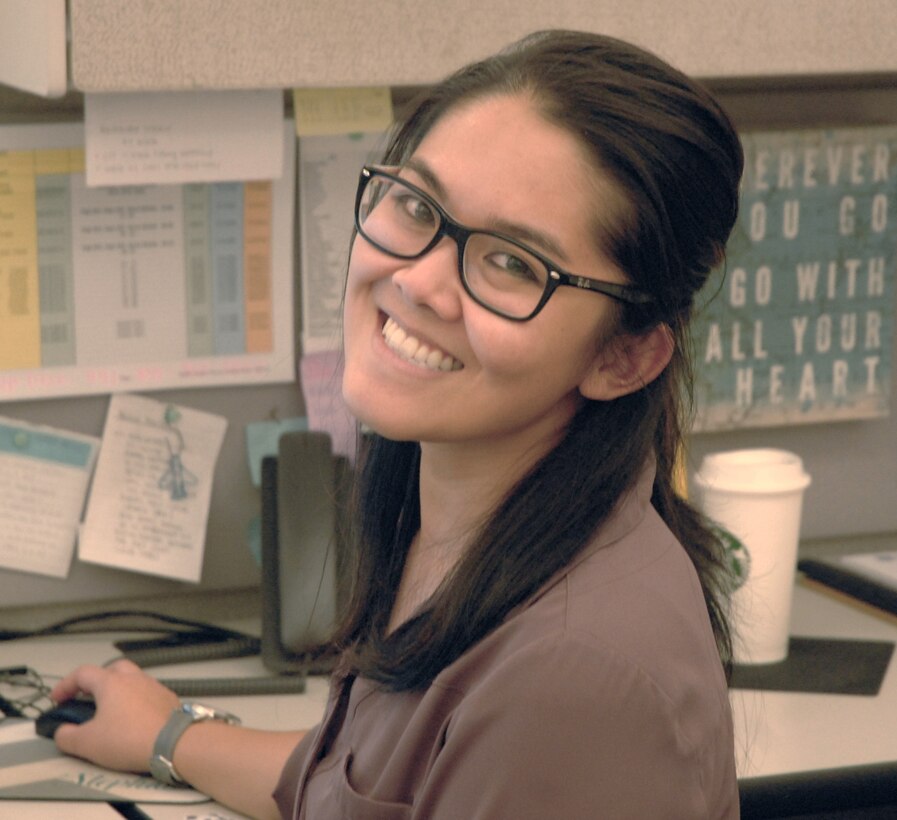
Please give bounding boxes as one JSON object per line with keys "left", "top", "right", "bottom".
{"left": 35, "top": 698, "right": 97, "bottom": 739}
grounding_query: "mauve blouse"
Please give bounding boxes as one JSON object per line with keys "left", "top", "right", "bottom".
{"left": 273, "top": 465, "right": 740, "bottom": 818}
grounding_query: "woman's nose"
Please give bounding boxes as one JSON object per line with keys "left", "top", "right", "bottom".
{"left": 391, "top": 237, "right": 464, "bottom": 321}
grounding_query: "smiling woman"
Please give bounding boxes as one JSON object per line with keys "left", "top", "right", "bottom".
{"left": 49, "top": 29, "right": 744, "bottom": 820}
{"left": 342, "top": 93, "right": 641, "bottom": 449}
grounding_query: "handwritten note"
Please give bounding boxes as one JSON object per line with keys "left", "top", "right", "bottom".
{"left": 85, "top": 89, "right": 284, "bottom": 186}
{"left": 79, "top": 394, "right": 226, "bottom": 582}
{"left": 0, "top": 418, "right": 99, "bottom": 578}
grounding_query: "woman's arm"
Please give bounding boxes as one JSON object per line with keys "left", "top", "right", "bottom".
{"left": 51, "top": 659, "right": 305, "bottom": 820}
{"left": 168, "top": 720, "right": 305, "bottom": 820}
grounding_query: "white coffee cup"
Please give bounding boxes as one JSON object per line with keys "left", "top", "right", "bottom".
{"left": 693, "top": 448, "right": 811, "bottom": 665}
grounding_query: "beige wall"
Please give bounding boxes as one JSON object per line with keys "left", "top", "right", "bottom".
{"left": 69, "top": 0, "right": 897, "bottom": 91}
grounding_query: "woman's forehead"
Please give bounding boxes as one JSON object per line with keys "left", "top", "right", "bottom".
{"left": 408, "top": 94, "right": 628, "bottom": 261}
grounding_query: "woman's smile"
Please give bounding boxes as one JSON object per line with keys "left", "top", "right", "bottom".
{"left": 381, "top": 316, "right": 463, "bottom": 372}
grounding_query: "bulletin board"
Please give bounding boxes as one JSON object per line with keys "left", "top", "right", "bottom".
{"left": 692, "top": 125, "right": 897, "bottom": 431}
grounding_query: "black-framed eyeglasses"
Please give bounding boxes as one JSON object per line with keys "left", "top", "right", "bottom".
{"left": 353, "top": 165, "right": 654, "bottom": 322}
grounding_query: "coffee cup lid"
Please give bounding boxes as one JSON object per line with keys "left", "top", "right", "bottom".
{"left": 693, "top": 448, "right": 811, "bottom": 494}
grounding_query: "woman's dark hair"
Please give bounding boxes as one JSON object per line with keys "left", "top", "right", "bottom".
{"left": 333, "top": 29, "right": 744, "bottom": 688}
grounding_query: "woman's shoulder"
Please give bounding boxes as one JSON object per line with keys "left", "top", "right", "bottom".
{"left": 428, "top": 624, "right": 737, "bottom": 819}
{"left": 444, "top": 544, "right": 723, "bottom": 698}
{"left": 566, "top": 504, "right": 722, "bottom": 657}
{"left": 436, "top": 505, "right": 730, "bottom": 736}
{"left": 523, "top": 504, "right": 722, "bottom": 670}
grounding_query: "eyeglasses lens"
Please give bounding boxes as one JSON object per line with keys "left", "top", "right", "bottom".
{"left": 358, "top": 175, "right": 440, "bottom": 257}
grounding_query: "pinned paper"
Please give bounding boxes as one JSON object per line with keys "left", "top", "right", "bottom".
{"left": 298, "top": 131, "right": 387, "bottom": 354}
{"left": 0, "top": 417, "right": 99, "bottom": 578}
{"left": 85, "top": 89, "right": 284, "bottom": 186}
{"left": 293, "top": 87, "right": 393, "bottom": 136}
{"left": 0, "top": 120, "right": 296, "bottom": 402}
{"left": 300, "top": 351, "right": 357, "bottom": 461}
{"left": 79, "top": 394, "right": 227, "bottom": 582}
{"left": 0, "top": 150, "right": 40, "bottom": 370}
{"left": 245, "top": 416, "right": 308, "bottom": 486}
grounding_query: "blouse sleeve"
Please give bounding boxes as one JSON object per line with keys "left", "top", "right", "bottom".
{"left": 414, "top": 635, "right": 727, "bottom": 820}
{"left": 272, "top": 723, "right": 320, "bottom": 818}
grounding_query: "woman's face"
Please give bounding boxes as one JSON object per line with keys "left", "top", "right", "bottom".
{"left": 342, "top": 93, "right": 631, "bottom": 456}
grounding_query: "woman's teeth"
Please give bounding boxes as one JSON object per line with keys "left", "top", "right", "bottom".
{"left": 382, "top": 317, "right": 462, "bottom": 371}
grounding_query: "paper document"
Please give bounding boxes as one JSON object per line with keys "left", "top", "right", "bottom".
{"left": 79, "top": 394, "right": 227, "bottom": 582}
{"left": 136, "top": 801, "right": 251, "bottom": 819}
{"left": 841, "top": 550, "right": 897, "bottom": 587}
{"left": 0, "top": 417, "right": 99, "bottom": 578}
{"left": 85, "top": 89, "right": 284, "bottom": 187}
{"left": 10, "top": 803, "right": 121, "bottom": 818}
{"left": 298, "top": 131, "right": 387, "bottom": 354}
{"left": 245, "top": 416, "right": 308, "bottom": 487}
{"left": 0, "top": 719, "right": 208, "bottom": 803}
{"left": 0, "top": 121, "right": 295, "bottom": 402}
{"left": 300, "top": 350, "right": 357, "bottom": 460}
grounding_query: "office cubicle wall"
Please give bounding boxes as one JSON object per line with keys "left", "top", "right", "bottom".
{"left": 2, "top": 6, "right": 897, "bottom": 609}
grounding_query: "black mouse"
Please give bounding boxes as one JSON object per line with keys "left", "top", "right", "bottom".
{"left": 35, "top": 699, "right": 97, "bottom": 739}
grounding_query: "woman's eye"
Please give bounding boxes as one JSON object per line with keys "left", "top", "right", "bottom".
{"left": 395, "top": 193, "right": 436, "bottom": 226}
{"left": 487, "top": 252, "right": 539, "bottom": 282}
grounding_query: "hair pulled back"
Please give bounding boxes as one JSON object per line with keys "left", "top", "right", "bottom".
{"left": 336, "top": 30, "right": 744, "bottom": 688}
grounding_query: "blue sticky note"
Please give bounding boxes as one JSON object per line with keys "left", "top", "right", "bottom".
{"left": 246, "top": 514, "right": 262, "bottom": 565}
{"left": 245, "top": 417, "right": 308, "bottom": 486}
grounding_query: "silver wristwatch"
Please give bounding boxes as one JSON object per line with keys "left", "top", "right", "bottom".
{"left": 149, "top": 702, "right": 241, "bottom": 787}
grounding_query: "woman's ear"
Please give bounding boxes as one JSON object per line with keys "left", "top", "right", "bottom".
{"left": 579, "top": 323, "right": 674, "bottom": 401}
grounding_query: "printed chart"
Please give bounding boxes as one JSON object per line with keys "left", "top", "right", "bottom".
{"left": 0, "top": 122, "right": 295, "bottom": 401}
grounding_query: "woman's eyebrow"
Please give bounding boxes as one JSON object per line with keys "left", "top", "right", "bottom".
{"left": 402, "top": 158, "right": 448, "bottom": 200}
{"left": 402, "top": 157, "right": 571, "bottom": 265}
{"left": 487, "top": 218, "right": 570, "bottom": 264}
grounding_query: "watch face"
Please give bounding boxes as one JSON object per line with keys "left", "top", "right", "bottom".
{"left": 150, "top": 753, "right": 182, "bottom": 787}
{"left": 185, "top": 703, "right": 216, "bottom": 720}
{"left": 183, "top": 702, "right": 240, "bottom": 725}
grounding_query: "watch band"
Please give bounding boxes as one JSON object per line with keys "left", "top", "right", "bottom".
{"left": 149, "top": 702, "right": 241, "bottom": 787}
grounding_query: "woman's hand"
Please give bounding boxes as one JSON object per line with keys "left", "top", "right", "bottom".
{"left": 50, "top": 659, "right": 308, "bottom": 819}
{"left": 49, "top": 659, "right": 179, "bottom": 773}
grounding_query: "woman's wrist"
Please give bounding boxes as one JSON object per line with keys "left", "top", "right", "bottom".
{"left": 149, "top": 702, "right": 241, "bottom": 786}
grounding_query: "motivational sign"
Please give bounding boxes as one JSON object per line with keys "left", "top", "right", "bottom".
{"left": 693, "top": 126, "right": 897, "bottom": 431}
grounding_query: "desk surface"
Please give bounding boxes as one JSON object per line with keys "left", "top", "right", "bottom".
{"left": 2, "top": 578, "right": 897, "bottom": 817}
{"left": 732, "top": 580, "right": 897, "bottom": 781}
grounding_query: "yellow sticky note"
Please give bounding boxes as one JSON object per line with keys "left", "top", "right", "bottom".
{"left": 293, "top": 87, "right": 393, "bottom": 137}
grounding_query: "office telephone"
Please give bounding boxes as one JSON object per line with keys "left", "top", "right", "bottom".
{"left": 260, "top": 431, "right": 350, "bottom": 675}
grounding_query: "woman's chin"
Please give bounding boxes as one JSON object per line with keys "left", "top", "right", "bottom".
{"left": 342, "top": 389, "right": 405, "bottom": 443}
